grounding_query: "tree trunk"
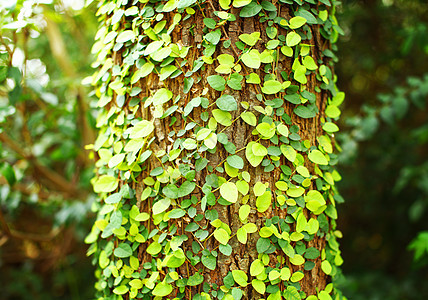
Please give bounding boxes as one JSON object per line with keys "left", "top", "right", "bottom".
{"left": 88, "top": 1, "right": 345, "bottom": 300}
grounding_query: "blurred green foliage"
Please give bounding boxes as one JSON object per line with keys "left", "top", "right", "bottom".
{"left": 336, "top": 0, "right": 428, "bottom": 299}
{"left": 0, "top": 0, "right": 97, "bottom": 299}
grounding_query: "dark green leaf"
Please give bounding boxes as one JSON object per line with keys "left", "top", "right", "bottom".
{"left": 114, "top": 243, "right": 133, "bottom": 258}
{"left": 207, "top": 75, "right": 226, "bottom": 91}
{"left": 240, "top": 2, "right": 262, "bottom": 17}
{"left": 216, "top": 95, "right": 238, "bottom": 111}
{"left": 226, "top": 155, "right": 244, "bottom": 169}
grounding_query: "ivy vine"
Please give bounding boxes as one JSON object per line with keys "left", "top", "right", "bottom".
{"left": 86, "top": 0, "right": 346, "bottom": 299}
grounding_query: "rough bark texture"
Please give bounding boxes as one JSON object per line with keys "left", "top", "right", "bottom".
{"left": 89, "top": 1, "right": 343, "bottom": 299}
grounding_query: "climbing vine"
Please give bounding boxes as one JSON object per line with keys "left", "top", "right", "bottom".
{"left": 86, "top": 0, "right": 346, "bottom": 299}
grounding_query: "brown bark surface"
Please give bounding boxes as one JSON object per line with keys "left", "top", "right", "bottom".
{"left": 109, "top": 2, "right": 332, "bottom": 299}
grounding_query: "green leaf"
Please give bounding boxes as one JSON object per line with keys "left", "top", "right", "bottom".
{"left": 296, "top": 9, "right": 318, "bottom": 24}
{"left": 216, "top": 95, "right": 238, "bottom": 111}
{"left": 296, "top": 213, "right": 308, "bottom": 233}
{"left": 241, "top": 49, "right": 261, "bottom": 69}
{"left": 236, "top": 180, "right": 249, "bottom": 196}
{"left": 281, "top": 45, "right": 293, "bottom": 57}
{"left": 306, "top": 218, "right": 320, "bottom": 234}
{"left": 212, "top": 109, "right": 232, "bottom": 126}
{"left": 150, "top": 47, "right": 172, "bottom": 61}
{"left": 202, "top": 253, "right": 217, "bottom": 270}
{"left": 220, "top": 181, "right": 238, "bottom": 203}
{"left": 1, "top": 164, "right": 16, "bottom": 186}
{"left": 325, "top": 105, "right": 341, "bottom": 118}
{"left": 294, "top": 105, "right": 317, "bottom": 118}
{"left": 163, "top": 184, "right": 179, "bottom": 199}
{"left": 182, "top": 138, "right": 197, "bottom": 150}
{"left": 303, "top": 56, "right": 318, "bottom": 70}
{"left": 165, "top": 250, "right": 186, "bottom": 267}
{"left": 152, "top": 88, "right": 173, "bottom": 106}
{"left": 163, "top": 0, "right": 178, "bottom": 11}
{"left": 131, "top": 62, "right": 154, "bottom": 83}
{"left": 253, "top": 182, "right": 266, "bottom": 197}
{"left": 283, "top": 286, "right": 300, "bottom": 300}
{"left": 144, "top": 40, "right": 163, "bottom": 55}
{"left": 207, "top": 75, "right": 226, "bottom": 91}
{"left": 237, "top": 227, "right": 247, "bottom": 244}
{"left": 280, "top": 267, "right": 291, "bottom": 280}
{"left": 287, "top": 186, "right": 305, "bottom": 198}
{"left": 256, "top": 122, "right": 276, "bottom": 139}
{"left": 296, "top": 165, "right": 310, "bottom": 177}
{"left": 323, "top": 122, "right": 339, "bottom": 132}
{"left": 220, "top": 0, "right": 231, "bottom": 9}
{"left": 153, "top": 282, "right": 173, "bottom": 297}
{"left": 280, "top": 145, "right": 296, "bottom": 162}
{"left": 304, "top": 247, "right": 321, "bottom": 260}
{"left": 113, "top": 285, "right": 129, "bottom": 295}
{"left": 261, "top": 80, "right": 282, "bottom": 94}
{"left": 227, "top": 73, "right": 243, "bottom": 90}
{"left": 293, "top": 64, "right": 307, "bottom": 84}
{"left": 204, "top": 133, "right": 217, "bottom": 149}
{"left": 152, "top": 198, "right": 171, "bottom": 215}
{"left": 183, "top": 77, "right": 194, "bottom": 93}
{"left": 214, "top": 228, "right": 230, "bottom": 245}
{"left": 321, "top": 260, "right": 332, "bottom": 275}
{"left": 250, "top": 259, "right": 265, "bottom": 276}
{"left": 286, "top": 32, "right": 301, "bottom": 47}
{"left": 318, "top": 291, "right": 333, "bottom": 300}
{"left": 147, "top": 242, "right": 162, "bottom": 255}
{"left": 178, "top": 181, "right": 196, "bottom": 197}
{"left": 240, "top": 111, "right": 257, "bottom": 126}
{"left": 227, "top": 155, "right": 244, "bottom": 169}
{"left": 239, "top": 1, "right": 262, "bottom": 17}
{"left": 246, "top": 142, "right": 264, "bottom": 167}
{"left": 239, "top": 205, "right": 251, "bottom": 220}
{"left": 275, "top": 181, "right": 288, "bottom": 191}
{"left": 267, "top": 290, "right": 282, "bottom": 300}
{"left": 177, "top": 0, "right": 197, "bottom": 9}
{"left": 93, "top": 175, "right": 118, "bottom": 193}
{"left": 232, "top": 270, "right": 248, "bottom": 287}
{"left": 187, "top": 273, "right": 204, "bottom": 286}
{"left": 268, "top": 269, "right": 280, "bottom": 281}
{"left": 108, "top": 153, "right": 125, "bottom": 169}
{"left": 252, "top": 279, "right": 266, "bottom": 294}
{"left": 217, "top": 54, "right": 235, "bottom": 67}
{"left": 290, "top": 271, "right": 304, "bottom": 282}
{"left": 216, "top": 64, "right": 232, "bottom": 74}
{"left": 252, "top": 142, "right": 268, "bottom": 156}
{"left": 168, "top": 208, "right": 186, "bottom": 219}
{"left": 289, "top": 16, "right": 307, "bottom": 29}
{"left": 205, "top": 29, "right": 221, "bottom": 45}
{"left": 232, "top": 0, "right": 251, "bottom": 7}
{"left": 289, "top": 254, "right": 305, "bottom": 266}
{"left": 276, "top": 123, "right": 289, "bottom": 137}
{"left": 256, "top": 191, "right": 271, "bottom": 213}
{"left": 266, "top": 40, "right": 279, "bottom": 49}
{"left": 246, "top": 73, "right": 261, "bottom": 84}
{"left": 239, "top": 32, "right": 260, "bottom": 46}
{"left": 308, "top": 150, "right": 329, "bottom": 165}
{"left": 116, "top": 30, "right": 135, "bottom": 43}
{"left": 114, "top": 243, "right": 133, "bottom": 258}
{"left": 204, "top": 18, "right": 217, "bottom": 29}
{"left": 130, "top": 120, "right": 154, "bottom": 138}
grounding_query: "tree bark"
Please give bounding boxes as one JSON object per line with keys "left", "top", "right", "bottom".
{"left": 89, "top": 1, "right": 345, "bottom": 300}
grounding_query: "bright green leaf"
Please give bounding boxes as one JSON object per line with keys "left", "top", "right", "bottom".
{"left": 220, "top": 181, "right": 239, "bottom": 203}
{"left": 308, "top": 150, "right": 329, "bottom": 165}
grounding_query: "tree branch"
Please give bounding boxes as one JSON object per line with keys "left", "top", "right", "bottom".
{"left": 0, "top": 132, "right": 85, "bottom": 197}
